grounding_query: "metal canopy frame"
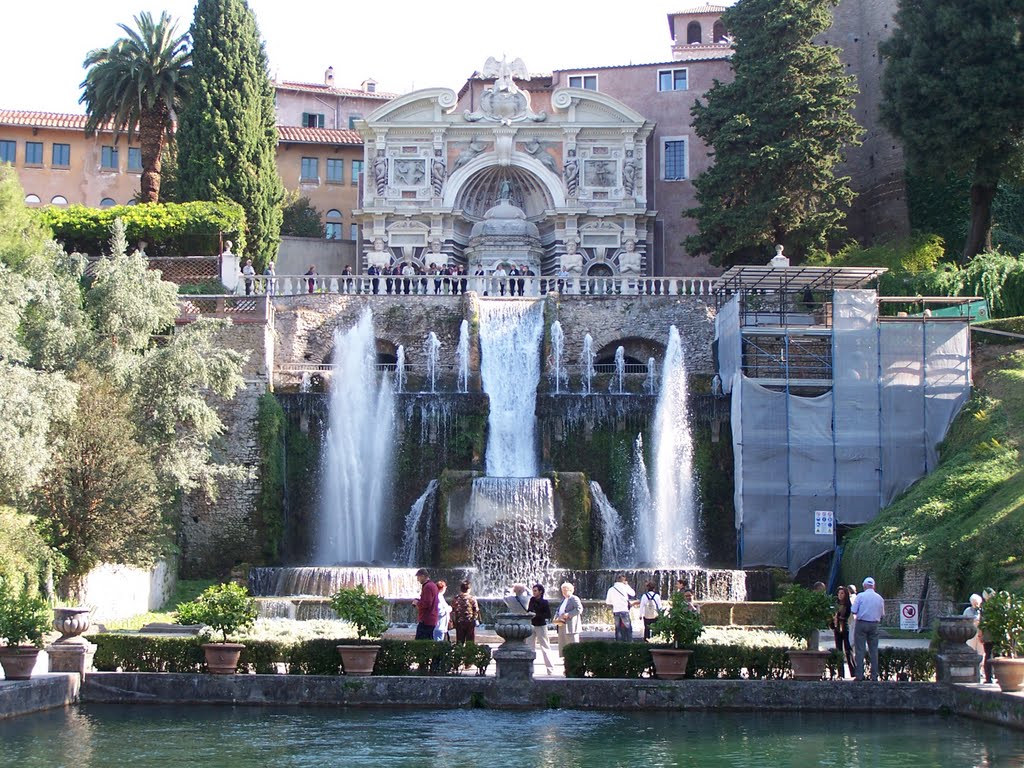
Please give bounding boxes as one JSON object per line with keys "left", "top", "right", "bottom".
{"left": 714, "top": 265, "right": 888, "bottom": 299}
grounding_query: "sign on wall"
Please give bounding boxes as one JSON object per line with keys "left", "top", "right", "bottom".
{"left": 814, "top": 510, "right": 834, "bottom": 536}
{"left": 900, "top": 602, "right": 920, "bottom": 631}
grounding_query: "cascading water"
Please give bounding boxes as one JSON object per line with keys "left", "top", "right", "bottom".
{"left": 424, "top": 332, "right": 441, "bottom": 393}
{"left": 613, "top": 346, "right": 625, "bottom": 394}
{"left": 395, "top": 345, "right": 406, "bottom": 393}
{"left": 477, "top": 299, "right": 544, "bottom": 477}
{"left": 318, "top": 310, "right": 396, "bottom": 564}
{"left": 456, "top": 320, "right": 469, "bottom": 393}
{"left": 550, "top": 320, "right": 567, "bottom": 394}
{"left": 645, "top": 357, "right": 657, "bottom": 395}
{"left": 581, "top": 333, "right": 595, "bottom": 395}
{"left": 590, "top": 481, "right": 628, "bottom": 568}
{"left": 398, "top": 480, "right": 438, "bottom": 565}
{"left": 630, "top": 433, "right": 655, "bottom": 563}
{"left": 649, "top": 325, "right": 698, "bottom": 564}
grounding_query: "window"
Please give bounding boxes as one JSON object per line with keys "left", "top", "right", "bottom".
{"left": 348, "top": 114, "right": 362, "bottom": 129}
{"left": 25, "top": 142, "right": 43, "bottom": 165}
{"left": 24, "top": 194, "right": 40, "bottom": 204}
{"left": 568, "top": 74, "right": 598, "bottom": 91}
{"left": 128, "top": 147, "right": 142, "bottom": 171}
{"left": 0, "top": 140, "right": 15, "bottom": 164}
{"left": 52, "top": 143, "right": 70, "bottom": 167}
{"left": 327, "top": 158, "right": 344, "bottom": 184}
{"left": 714, "top": 21, "right": 727, "bottom": 42}
{"left": 687, "top": 21, "right": 702, "bottom": 44}
{"left": 302, "top": 112, "right": 325, "bottom": 128}
{"left": 101, "top": 146, "right": 119, "bottom": 170}
{"left": 51, "top": 195, "right": 68, "bottom": 206}
{"left": 300, "top": 156, "right": 319, "bottom": 182}
{"left": 658, "top": 68, "right": 688, "bottom": 92}
{"left": 349, "top": 223, "right": 358, "bottom": 240}
{"left": 325, "top": 209, "right": 343, "bottom": 239}
{"left": 100, "top": 198, "right": 116, "bottom": 208}
{"left": 662, "top": 137, "right": 688, "bottom": 181}
{"left": 351, "top": 159, "right": 364, "bottom": 185}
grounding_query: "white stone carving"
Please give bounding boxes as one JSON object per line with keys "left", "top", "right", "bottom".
{"left": 464, "top": 56, "right": 547, "bottom": 125}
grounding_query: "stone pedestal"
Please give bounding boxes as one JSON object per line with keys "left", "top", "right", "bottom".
{"left": 492, "top": 612, "right": 535, "bottom": 682}
{"left": 936, "top": 616, "right": 981, "bottom": 683}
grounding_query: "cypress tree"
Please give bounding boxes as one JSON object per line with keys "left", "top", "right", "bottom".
{"left": 177, "top": 0, "right": 283, "bottom": 267}
{"left": 686, "top": 0, "right": 862, "bottom": 266}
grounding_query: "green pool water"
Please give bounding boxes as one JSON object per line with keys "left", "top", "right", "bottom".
{"left": 3, "top": 706, "right": 1023, "bottom": 767}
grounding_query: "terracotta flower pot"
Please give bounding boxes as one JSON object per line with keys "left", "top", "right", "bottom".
{"left": 650, "top": 648, "right": 693, "bottom": 680}
{"left": 337, "top": 645, "right": 380, "bottom": 676}
{"left": 0, "top": 646, "right": 41, "bottom": 681}
{"left": 991, "top": 658, "right": 1024, "bottom": 693}
{"left": 202, "top": 642, "right": 245, "bottom": 675}
{"left": 787, "top": 649, "right": 830, "bottom": 681}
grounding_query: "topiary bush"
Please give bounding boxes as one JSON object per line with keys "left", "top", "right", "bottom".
{"left": 175, "top": 582, "right": 258, "bottom": 643}
{"left": 329, "top": 585, "right": 390, "bottom": 640}
{"left": 775, "top": 585, "right": 835, "bottom": 648}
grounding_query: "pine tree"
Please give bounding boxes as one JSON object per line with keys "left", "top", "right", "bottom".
{"left": 176, "top": 0, "right": 283, "bottom": 268}
{"left": 686, "top": 0, "right": 862, "bottom": 266}
{"left": 880, "top": 0, "right": 1024, "bottom": 263}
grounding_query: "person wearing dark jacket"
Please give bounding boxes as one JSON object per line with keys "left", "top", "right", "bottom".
{"left": 527, "top": 583, "right": 556, "bottom": 675}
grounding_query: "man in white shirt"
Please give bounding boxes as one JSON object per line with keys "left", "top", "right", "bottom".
{"left": 851, "top": 576, "right": 885, "bottom": 681}
{"left": 605, "top": 574, "right": 636, "bottom": 642}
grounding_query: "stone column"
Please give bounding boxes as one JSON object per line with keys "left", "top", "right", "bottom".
{"left": 935, "top": 616, "right": 981, "bottom": 683}
{"left": 492, "top": 612, "right": 535, "bottom": 681}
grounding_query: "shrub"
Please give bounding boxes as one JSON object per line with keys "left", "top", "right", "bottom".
{"left": 650, "top": 592, "right": 704, "bottom": 648}
{"left": 979, "top": 590, "right": 1024, "bottom": 658}
{"left": 0, "top": 578, "right": 51, "bottom": 648}
{"left": 329, "top": 585, "right": 390, "bottom": 640}
{"left": 175, "top": 582, "right": 258, "bottom": 643}
{"left": 775, "top": 586, "right": 834, "bottom": 647}
{"left": 40, "top": 201, "right": 246, "bottom": 257}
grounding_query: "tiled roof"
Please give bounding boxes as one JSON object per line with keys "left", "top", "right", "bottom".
{"left": 0, "top": 109, "right": 94, "bottom": 130}
{"left": 277, "top": 125, "right": 363, "bottom": 145}
{"left": 274, "top": 80, "right": 398, "bottom": 100}
{"left": 555, "top": 55, "right": 732, "bottom": 74}
{"left": 670, "top": 4, "right": 728, "bottom": 14}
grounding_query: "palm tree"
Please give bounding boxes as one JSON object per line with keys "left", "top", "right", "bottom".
{"left": 80, "top": 11, "right": 191, "bottom": 203}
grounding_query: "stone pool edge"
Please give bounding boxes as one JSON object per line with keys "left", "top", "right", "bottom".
{"left": 0, "top": 674, "right": 80, "bottom": 720}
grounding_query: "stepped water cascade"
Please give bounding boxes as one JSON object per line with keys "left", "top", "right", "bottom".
{"left": 424, "top": 332, "right": 441, "bottom": 393}
{"left": 395, "top": 345, "right": 406, "bottom": 393}
{"left": 614, "top": 346, "right": 625, "bottom": 394}
{"left": 478, "top": 299, "right": 545, "bottom": 477}
{"left": 550, "top": 321, "right": 567, "bottom": 394}
{"left": 398, "top": 480, "right": 439, "bottom": 565}
{"left": 318, "top": 310, "right": 396, "bottom": 564}
{"left": 581, "top": 333, "right": 595, "bottom": 395}
{"left": 456, "top": 320, "right": 470, "bottom": 393}
{"left": 649, "top": 326, "right": 698, "bottom": 564}
{"left": 590, "top": 481, "right": 628, "bottom": 568}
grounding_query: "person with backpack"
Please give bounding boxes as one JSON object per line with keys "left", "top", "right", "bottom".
{"left": 639, "top": 581, "right": 663, "bottom": 640}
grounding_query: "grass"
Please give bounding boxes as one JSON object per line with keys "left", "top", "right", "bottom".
{"left": 841, "top": 347, "right": 1024, "bottom": 599}
{"left": 102, "top": 578, "right": 217, "bottom": 631}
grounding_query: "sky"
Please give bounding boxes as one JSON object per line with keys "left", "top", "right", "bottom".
{"left": 1, "top": 0, "right": 737, "bottom": 114}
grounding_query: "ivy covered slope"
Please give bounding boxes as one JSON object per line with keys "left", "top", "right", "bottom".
{"left": 841, "top": 338, "right": 1024, "bottom": 597}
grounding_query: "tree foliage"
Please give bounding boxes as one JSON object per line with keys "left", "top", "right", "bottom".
{"left": 880, "top": 0, "right": 1024, "bottom": 262}
{"left": 80, "top": 11, "right": 192, "bottom": 203}
{"left": 686, "top": 0, "right": 862, "bottom": 266}
{"left": 177, "top": 0, "right": 283, "bottom": 268}
{"left": 280, "top": 192, "right": 325, "bottom": 239}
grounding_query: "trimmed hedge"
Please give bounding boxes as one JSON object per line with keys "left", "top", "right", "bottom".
{"left": 562, "top": 641, "right": 935, "bottom": 681}
{"left": 40, "top": 201, "right": 246, "bottom": 257}
{"left": 91, "top": 634, "right": 491, "bottom": 677}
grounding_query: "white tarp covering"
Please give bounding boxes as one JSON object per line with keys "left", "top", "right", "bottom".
{"left": 715, "top": 295, "right": 741, "bottom": 393}
{"left": 730, "top": 290, "right": 971, "bottom": 572}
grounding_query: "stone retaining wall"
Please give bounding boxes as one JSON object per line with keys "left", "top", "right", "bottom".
{"left": 0, "top": 674, "right": 79, "bottom": 720}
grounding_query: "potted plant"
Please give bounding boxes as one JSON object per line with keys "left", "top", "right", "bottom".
{"left": 648, "top": 592, "right": 704, "bottom": 679}
{"left": 330, "top": 585, "right": 390, "bottom": 676}
{"left": 978, "top": 590, "right": 1024, "bottom": 692}
{"left": 776, "top": 585, "right": 834, "bottom": 681}
{"left": 0, "top": 581, "right": 52, "bottom": 681}
{"left": 176, "top": 582, "right": 258, "bottom": 675}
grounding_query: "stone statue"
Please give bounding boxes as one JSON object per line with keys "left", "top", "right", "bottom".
{"left": 464, "top": 56, "right": 547, "bottom": 124}
{"left": 498, "top": 179, "right": 512, "bottom": 201}
{"left": 373, "top": 151, "right": 388, "bottom": 196}
{"left": 622, "top": 151, "right": 639, "bottom": 196}
{"left": 367, "top": 237, "right": 389, "bottom": 269}
{"left": 431, "top": 150, "right": 447, "bottom": 196}
{"left": 563, "top": 149, "right": 579, "bottom": 197}
{"left": 454, "top": 137, "right": 486, "bottom": 171}
{"left": 561, "top": 237, "right": 583, "bottom": 275}
{"left": 523, "top": 138, "right": 557, "bottom": 173}
{"left": 619, "top": 239, "right": 641, "bottom": 275}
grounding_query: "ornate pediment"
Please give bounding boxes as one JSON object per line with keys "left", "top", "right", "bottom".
{"left": 464, "top": 56, "right": 547, "bottom": 125}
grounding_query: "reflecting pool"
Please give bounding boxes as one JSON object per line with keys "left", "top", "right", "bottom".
{"left": 4, "top": 706, "right": 1024, "bottom": 768}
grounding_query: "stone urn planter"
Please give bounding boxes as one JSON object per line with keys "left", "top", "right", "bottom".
{"left": 48, "top": 607, "right": 96, "bottom": 675}
{"left": 937, "top": 616, "right": 978, "bottom": 648}
{"left": 336, "top": 645, "right": 380, "bottom": 676}
{"left": 650, "top": 648, "right": 693, "bottom": 680}
{"left": 936, "top": 615, "right": 982, "bottom": 683}
{"left": 202, "top": 642, "right": 246, "bottom": 675}
{"left": 0, "top": 647, "right": 41, "bottom": 681}
{"left": 787, "top": 649, "right": 830, "bottom": 681}
{"left": 991, "top": 658, "right": 1024, "bottom": 693}
{"left": 492, "top": 612, "right": 536, "bottom": 681}
{"left": 53, "top": 607, "right": 91, "bottom": 639}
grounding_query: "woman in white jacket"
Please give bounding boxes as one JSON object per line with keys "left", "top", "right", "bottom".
{"left": 554, "top": 582, "right": 584, "bottom": 654}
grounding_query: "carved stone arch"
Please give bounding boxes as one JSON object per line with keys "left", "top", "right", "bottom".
{"left": 595, "top": 336, "right": 666, "bottom": 366}
{"left": 443, "top": 152, "right": 566, "bottom": 212}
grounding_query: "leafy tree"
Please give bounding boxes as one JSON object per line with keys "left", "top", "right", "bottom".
{"left": 280, "top": 192, "right": 325, "bottom": 238}
{"left": 0, "top": 507, "right": 54, "bottom": 598}
{"left": 0, "top": 167, "right": 53, "bottom": 271}
{"left": 686, "top": 0, "right": 862, "bottom": 266}
{"left": 881, "top": 0, "right": 1024, "bottom": 263}
{"left": 177, "top": 0, "right": 284, "bottom": 268}
{"left": 80, "top": 11, "right": 192, "bottom": 204}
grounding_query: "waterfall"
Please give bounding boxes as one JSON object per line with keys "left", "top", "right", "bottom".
{"left": 299, "top": 371, "right": 311, "bottom": 393}
{"left": 424, "top": 332, "right": 441, "bottom": 393}
{"left": 456, "top": 320, "right": 469, "bottom": 393}
{"left": 581, "top": 333, "right": 595, "bottom": 395}
{"left": 550, "top": 320, "right": 567, "bottom": 394}
{"left": 318, "top": 310, "right": 395, "bottom": 564}
{"left": 590, "top": 481, "right": 628, "bottom": 568}
{"left": 398, "top": 480, "right": 438, "bottom": 565}
{"left": 645, "top": 357, "right": 657, "bottom": 395}
{"left": 477, "top": 299, "right": 544, "bottom": 477}
{"left": 630, "top": 433, "right": 655, "bottom": 564}
{"left": 650, "top": 326, "right": 698, "bottom": 564}
{"left": 613, "top": 346, "right": 625, "bottom": 394}
{"left": 395, "top": 345, "right": 406, "bottom": 393}
{"left": 465, "top": 477, "right": 556, "bottom": 594}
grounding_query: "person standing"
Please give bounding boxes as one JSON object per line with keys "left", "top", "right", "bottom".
{"left": 606, "top": 573, "right": 637, "bottom": 642}
{"left": 242, "top": 258, "right": 256, "bottom": 296}
{"left": 639, "top": 581, "right": 663, "bottom": 641}
{"left": 554, "top": 582, "right": 584, "bottom": 653}
{"left": 831, "top": 585, "right": 856, "bottom": 678}
{"left": 262, "top": 260, "right": 276, "bottom": 296}
{"left": 527, "top": 583, "right": 556, "bottom": 675}
{"left": 981, "top": 587, "right": 997, "bottom": 684}
{"left": 434, "top": 580, "right": 451, "bottom": 643}
{"left": 451, "top": 580, "right": 480, "bottom": 644}
{"left": 304, "top": 264, "right": 317, "bottom": 294}
{"left": 412, "top": 568, "right": 438, "bottom": 641}
{"left": 851, "top": 576, "right": 885, "bottom": 681}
